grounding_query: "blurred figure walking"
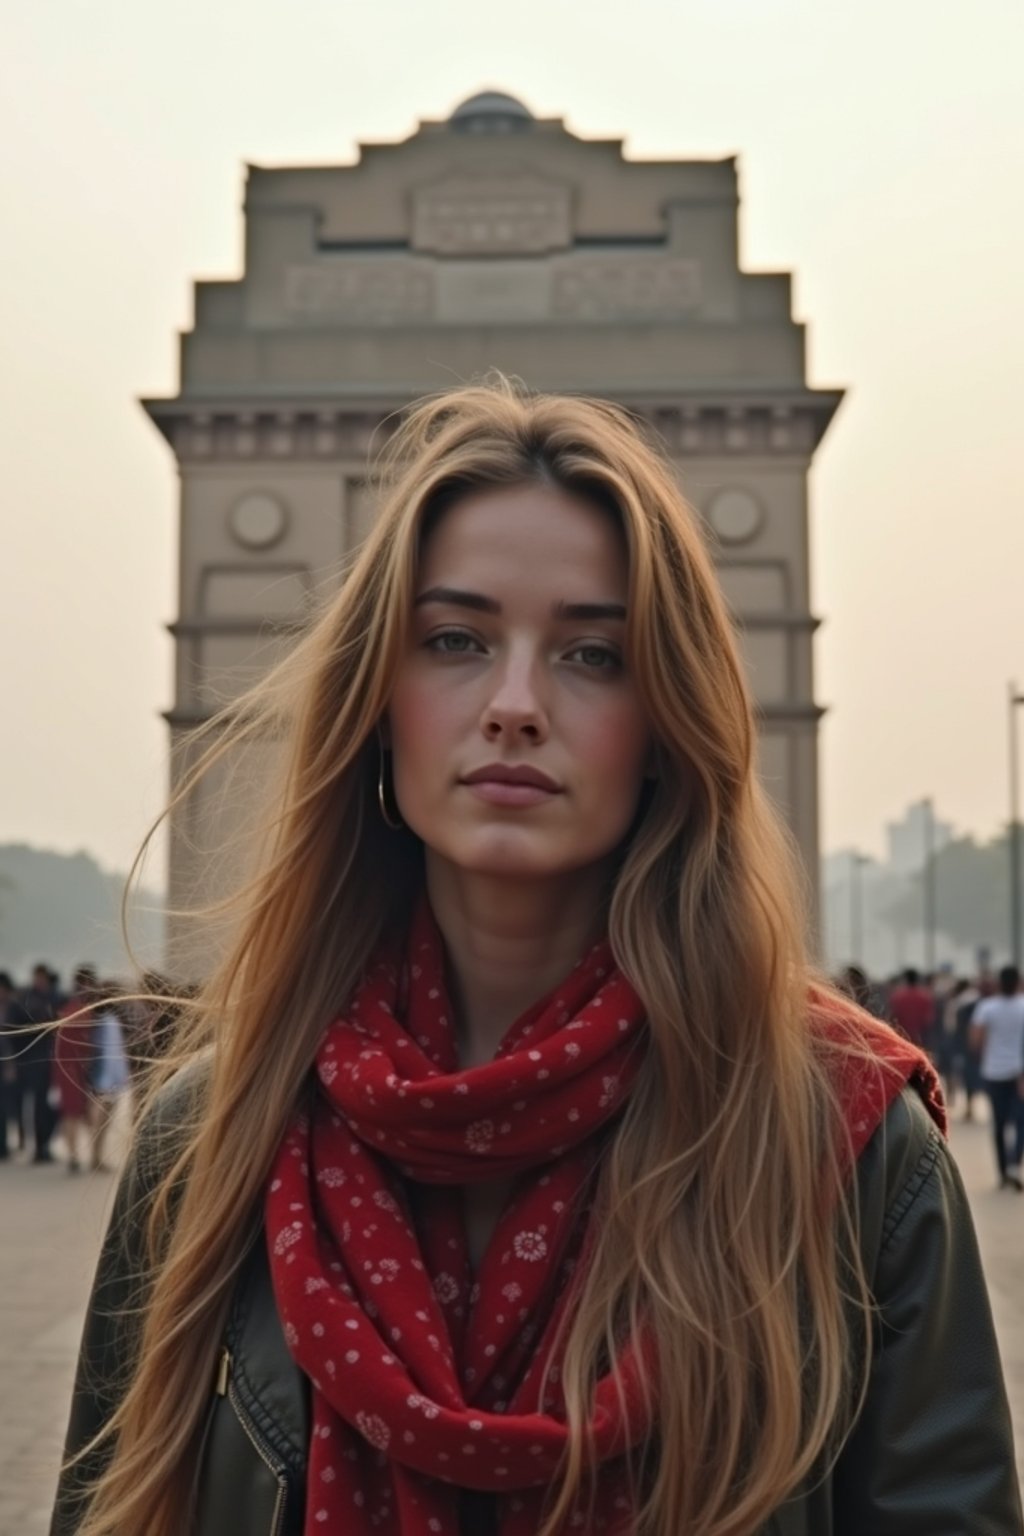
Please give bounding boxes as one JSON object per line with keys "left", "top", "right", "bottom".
{"left": 15, "top": 962, "right": 59, "bottom": 1161}
{"left": 954, "top": 979, "right": 985, "bottom": 1120}
{"left": 971, "top": 965, "right": 1024, "bottom": 1190}
{"left": 888, "top": 968, "right": 935, "bottom": 1051}
{"left": 0, "top": 971, "right": 18, "bottom": 1157}
{"left": 942, "top": 978, "right": 984, "bottom": 1120}
{"left": 89, "top": 987, "right": 131, "bottom": 1172}
{"left": 52, "top": 966, "right": 100, "bottom": 1174}
{"left": 838, "top": 964, "right": 886, "bottom": 1018}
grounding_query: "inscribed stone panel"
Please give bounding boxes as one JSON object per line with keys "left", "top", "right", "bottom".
{"left": 552, "top": 258, "right": 702, "bottom": 319}
{"left": 200, "top": 567, "right": 310, "bottom": 620}
{"left": 717, "top": 563, "right": 788, "bottom": 614}
{"left": 412, "top": 175, "right": 571, "bottom": 255}
{"left": 284, "top": 262, "right": 435, "bottom": 322}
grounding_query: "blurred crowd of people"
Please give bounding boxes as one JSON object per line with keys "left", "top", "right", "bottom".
{"left": 0, "top": 961, "right": 179, "bottom": 1173}
{"left": 837, "top": 961, "right": 1024, "bottom": 1190}
{"left": 4, "top": 952, "right": 1023, "bottom": 1191}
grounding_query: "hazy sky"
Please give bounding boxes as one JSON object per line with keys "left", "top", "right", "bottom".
{"left": 2, "top": 0, "right": 1022, "bottom": 885}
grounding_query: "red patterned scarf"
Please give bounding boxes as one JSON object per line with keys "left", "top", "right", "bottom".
{"left": 266, "top": 908, "right": 943, "bottom": 1536}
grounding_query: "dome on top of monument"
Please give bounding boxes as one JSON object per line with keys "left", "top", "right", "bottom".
{"left": 449, "top": 91, "right": 534, "bottom": 132}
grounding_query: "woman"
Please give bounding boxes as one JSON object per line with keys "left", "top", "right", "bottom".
{"left": 52, "top": 965, "right": 100, "bottom": 1174}
{"left": 970, "top": 965, "right": 1024, "bottom": 1190}
{"left": 87, "top": 986, "right": 132, "bottom": 1171}
{"left": 53, "top": 382, "right": 1020, "bottom": 1535}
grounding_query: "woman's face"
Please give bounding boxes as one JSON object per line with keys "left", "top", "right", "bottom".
{"left": 386, "top": 483, "right": 653, "bottom": 884}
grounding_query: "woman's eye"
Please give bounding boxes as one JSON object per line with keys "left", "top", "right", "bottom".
{"left": 568, "top": 643, "right": 621, "bottom": 672}
{"left": 426, "top": 630, "right": 482, "bottom": 655}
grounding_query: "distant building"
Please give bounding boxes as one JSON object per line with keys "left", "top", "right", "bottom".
{"left": 823, "top": 800, "right": 970, "bottom": 978}
{"left": 886, "top": 799, "right": 953, "bottom": 879}
{"left": 144, "top": 91, "right": 843, "bottom": 973}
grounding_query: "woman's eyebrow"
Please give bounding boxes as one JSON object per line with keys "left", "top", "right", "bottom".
{"left": 553, "top": 601, "right": 627, "bottom": 622}
{"left": 414, "top": 587, "right": 627, "bottom": 623}
{"left": 414, "top": 586, "right": 500, "bottom": 614}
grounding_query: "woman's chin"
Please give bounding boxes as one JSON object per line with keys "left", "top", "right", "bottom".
{"left": 423, "top": 829, "right": 610, "bottom": 886}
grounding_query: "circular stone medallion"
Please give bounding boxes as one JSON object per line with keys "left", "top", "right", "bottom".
{"left": 707, "top": 488, "right": 763, "bottom": 545}
{"left": 228, "top": 492, "right": 288, "bottom": 550}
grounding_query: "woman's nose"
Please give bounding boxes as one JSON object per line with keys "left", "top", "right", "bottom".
{"left": 480, "top": 653, "right": 549, "bottom": 743}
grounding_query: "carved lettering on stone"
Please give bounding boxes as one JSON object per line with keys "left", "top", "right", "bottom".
{"left": 552, "top": 258, "right": 702, "bottom": 319}
{"left": 284, "top": 263, "right": 435, "bottom": 321}
{"left": 413, "top": 176, "right": 571, "bottom": 255}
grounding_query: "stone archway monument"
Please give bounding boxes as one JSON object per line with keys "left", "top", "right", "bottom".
{"left": 144, "top": 91, "right": 841, "bottom": 973}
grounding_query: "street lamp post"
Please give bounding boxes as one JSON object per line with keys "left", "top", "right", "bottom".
{"left": 1010, "top": 683, "right": 1024, "bottom": 967}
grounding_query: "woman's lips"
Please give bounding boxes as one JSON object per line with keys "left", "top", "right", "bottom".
{"left": 459, "top": 764, "right": 562, "bottom": 807}
{"left": 463, "top": 780, "right": 559, "bottom": 807}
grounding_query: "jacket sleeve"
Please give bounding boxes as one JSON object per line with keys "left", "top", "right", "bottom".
{"left": 49, "top": 1065, "right": 202, "bottom": 1536}
{"left": 834, "top": 1091, "right": 1023, "bottom": 1535}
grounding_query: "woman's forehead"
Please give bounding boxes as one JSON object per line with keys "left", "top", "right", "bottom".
{"left": 417, "top": 483, "right": 628, "bottom": 595}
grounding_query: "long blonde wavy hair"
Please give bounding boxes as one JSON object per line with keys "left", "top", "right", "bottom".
{"left": 73, "top": 379, "right": 870, "bottom": 1536}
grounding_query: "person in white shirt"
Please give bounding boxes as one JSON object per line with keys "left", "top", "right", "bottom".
{"left": 89, "top": 995, "right": 131, "bottom": 1172}
{"left": 971, "top": 965, "right": 1024, "bottom": 1189}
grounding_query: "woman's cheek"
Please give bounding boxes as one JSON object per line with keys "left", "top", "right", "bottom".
{"left": 391, "top": 676, "right": 445, "bottom": 758}
{"left": 392, "top": 687, "right": 471, "bottom": 818}
{"left": 574, "top": 701, "right": 651, "bottom": 793}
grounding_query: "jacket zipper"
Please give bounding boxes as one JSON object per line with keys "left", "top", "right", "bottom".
{"left": 215, "top": 1346, "right": 231, "bottom": 1397}
{"left": 215, "top": 1348, "right": 288, "bottom": 1536}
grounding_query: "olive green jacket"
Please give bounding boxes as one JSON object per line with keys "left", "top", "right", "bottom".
{"left": 52, "top": 1076, "right": 1022, "bottom": 1535}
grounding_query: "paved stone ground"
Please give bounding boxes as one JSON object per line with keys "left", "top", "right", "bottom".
{"left": 2, "top": 1106, "right": 1022, "bottom": 1535}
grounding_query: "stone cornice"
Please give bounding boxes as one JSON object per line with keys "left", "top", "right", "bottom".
{"left": 141, "top": 390, "right": 843, "bottom": 462}
{"left": 167, "top": 698, "right": 827, "bottom": 731}
{"left": 166, "top": 709, "right": 827, "bottom": 741}
{"left": 757, "top": 702, "right": 827, "bottom": 723}
{"left": 167, "top": 613, "right": 820, "bottom": 647}
{"left": 168, "top": 618, "right": 304, "bottom": 638}
{"left": 741, "top": 614, "right": 822, "bottom": 633}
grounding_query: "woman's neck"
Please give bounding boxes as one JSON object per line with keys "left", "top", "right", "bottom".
{"left": 425, "top": 860, "right": 609, "bottom": 1068}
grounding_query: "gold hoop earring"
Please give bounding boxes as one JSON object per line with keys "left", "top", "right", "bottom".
{"left": 377, "top": 747, "right": 403, "bottom": 831}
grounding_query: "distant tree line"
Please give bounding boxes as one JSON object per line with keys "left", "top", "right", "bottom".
{"left": 882, "top": 829, "right": 1016, "bottom": 954}
{"left": 0, "top": 843, "right": 163, "bottom": 981}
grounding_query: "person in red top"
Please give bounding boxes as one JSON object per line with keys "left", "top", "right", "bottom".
{"left": 888, "top": 967, "right": 936, "bottom": 1049}
{"left": 53, "top": 966, "right": 99, "bottom": 1173}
